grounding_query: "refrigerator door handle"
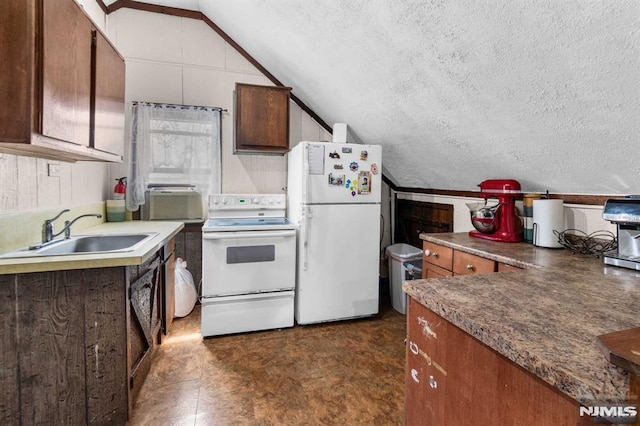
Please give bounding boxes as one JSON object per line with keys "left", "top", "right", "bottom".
{"left": 302, "top": 206, "right": 311, "bottom": 271}
{"left": 303, "top": 144, "right": 309, "bottom": 203}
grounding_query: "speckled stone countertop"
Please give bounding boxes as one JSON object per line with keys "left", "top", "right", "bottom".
{"left": 0, "top": 221, "right": 184, "bottom": 275}
{"left": 404, "top": 232, "right": 640, "bottom": 405}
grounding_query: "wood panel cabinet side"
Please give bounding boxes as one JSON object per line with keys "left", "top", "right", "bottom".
{"left": 185, "top": 231, "right": 202, "bottom": 291}
{"left": 125, "top": 264, "right": 135, "bottom": 415}
{"left": 83, "top": 267, "right": 128, "bottom": 424}
{"left": 0, "top": 274, "right": 19, "bottom": 424}
{"left": 164, "top": 237, "right": 176, "bottom": 333}
{"left": 405, "top": 296, "right": 594, "bottom": 425}
{"left": 631, "top": 373, "right": 639, "bottom": 426}
{"left": 16, "top": 271, "right": 87, "bottom": 425}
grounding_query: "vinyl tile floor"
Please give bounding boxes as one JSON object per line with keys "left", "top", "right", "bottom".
{"left": 127, "top": 301, "right": 406, "bottom": 425}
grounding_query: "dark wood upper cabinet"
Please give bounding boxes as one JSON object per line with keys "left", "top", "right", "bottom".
{"left": 0, "top": 0, "right": 124, "bottom": 162}
{"left": 42, "top": 0, "right": 92, "bottom": 147}
{"left": 234, "top": 83, "right": 291, "bottom": 154}
{"left": 92, "top": 30, "right": 125, "bottom": 157}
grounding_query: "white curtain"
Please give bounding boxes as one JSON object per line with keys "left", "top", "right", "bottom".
{"left": 127, "top": 102, "right": 222, "bottom": 211}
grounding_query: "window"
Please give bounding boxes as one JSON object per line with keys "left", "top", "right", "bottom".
{"left": 127, "top": 102, "right": 222, "bottom": 211}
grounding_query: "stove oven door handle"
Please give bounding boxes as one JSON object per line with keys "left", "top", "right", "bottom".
{"left": 202, "top": 230, "right": 296, "bottom": 240}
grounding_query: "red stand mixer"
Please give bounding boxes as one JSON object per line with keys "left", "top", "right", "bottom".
{"left": 468, "top": 179, "right": 523, "bottom": 243}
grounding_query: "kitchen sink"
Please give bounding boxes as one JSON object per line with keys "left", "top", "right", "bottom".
{"left": 0, "top": 233, "right": 159, "bottom": 258}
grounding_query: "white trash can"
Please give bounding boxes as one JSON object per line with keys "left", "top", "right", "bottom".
{"left": 386, "top": 243, "right": 423, "bottom": 314}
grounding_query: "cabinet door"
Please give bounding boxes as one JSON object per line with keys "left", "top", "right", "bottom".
{"left": 128, "top": 254, "right": 162, "bottom": 407}
{"left": 92, "top": 30, "right": 125, "bottom": 157}
{"left": 422, "top": 261, "right": 453, "bottom": 279}
{"left": 234, "top": 83, "right": 291, "bottom": 154}
{"left": 453, "top": 250, "right": 496, "bottom": 275}
{"left": 41, "top": 0, "right": 92, "bottom": 146}
{"left": 0, "top": 1, "right": 30, "bottom": 141}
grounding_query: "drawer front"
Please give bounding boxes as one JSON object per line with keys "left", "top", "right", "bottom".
{"left": 422, "top": 262, "right": 453, "bottom": 279}
{"left": 498, "top": 263, "right": 522, "bottom": 272}
{"left": 453, "top": 251, "right": 496, "bottom": 275}
{"left": 422, "top": 241, "right": 453, "bottom": 271}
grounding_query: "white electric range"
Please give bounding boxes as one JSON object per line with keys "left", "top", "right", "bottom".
{"left": 201, "top": 194, "right": 296, "bottom": 337}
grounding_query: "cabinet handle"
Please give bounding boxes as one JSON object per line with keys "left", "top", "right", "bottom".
{"left": 411, "top": 369, "right": 420, "bottom": 383}
{"left": 424, "top": 249, "right": 430, "bottom": 256}
{"left": 432, "top": 252, "right": 439, "bottom": 258}
{"left": 466, "top": 264, "right": 475, "bottom": 271}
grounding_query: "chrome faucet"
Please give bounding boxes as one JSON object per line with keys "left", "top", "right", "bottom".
{"left": 42, "top": 210, "right": 102, "bottom": 244}
{"left": 42, "top": 209, "right": 70, "bottom": 244}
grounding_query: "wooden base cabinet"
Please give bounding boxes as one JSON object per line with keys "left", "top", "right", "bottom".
{"left": 0, "top": 244, "right": 172, "bottom": 424}
{"left": 422, "top": 240, "right": 522, "bottom": 279}
{"left": 405, "top": 297, "right": 592, "bottom": 425}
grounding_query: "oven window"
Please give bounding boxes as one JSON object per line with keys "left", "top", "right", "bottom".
{"left": 227, "top": 245, "right": 275, "bottom": 264}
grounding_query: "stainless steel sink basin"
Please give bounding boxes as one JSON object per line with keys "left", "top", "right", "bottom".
{"left": 0, "top": 233, "right": 159, "bottom": 258}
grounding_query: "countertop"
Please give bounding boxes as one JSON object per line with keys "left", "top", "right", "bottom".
{"left": 404, "top": 232, "right": 640, "bottom": 405}
{"left": 0, "top": 221, "right": 184, "bottom": 275}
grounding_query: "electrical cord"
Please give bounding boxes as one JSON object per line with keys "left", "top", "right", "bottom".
{"left": 553, "top": 229, "right": 617, "bottom": 257}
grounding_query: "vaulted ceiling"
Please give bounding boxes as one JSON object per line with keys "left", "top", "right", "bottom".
{"left": 103, "top": 0, "right": 640, "bottom": 195}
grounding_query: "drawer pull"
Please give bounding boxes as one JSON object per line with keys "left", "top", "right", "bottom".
{"left": 432, "top": 252, "right": 439, "bottom": 258}
{"left": 424, "top": 249, "right": 430, "bottom": 256}
{"left": 466, "top": 264, "right": 475, "bottom": 271}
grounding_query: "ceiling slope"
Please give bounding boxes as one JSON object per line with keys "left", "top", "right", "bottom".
{"left": 104, "top": 0, "right": 640, "bottom": 195}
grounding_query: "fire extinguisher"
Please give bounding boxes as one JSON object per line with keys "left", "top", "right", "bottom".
{"left": 113, "top": 177, "right": 127, "bottom": 200}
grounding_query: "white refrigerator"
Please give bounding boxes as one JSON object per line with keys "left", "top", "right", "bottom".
{"left": 287, "top": 141, "right": 382, "bottom": 324}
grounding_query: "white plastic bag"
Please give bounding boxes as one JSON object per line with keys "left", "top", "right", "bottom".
{"left": 174, "top": 257, "right": 198, "bottom": 318}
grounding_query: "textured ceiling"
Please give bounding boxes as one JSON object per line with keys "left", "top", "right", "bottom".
{"left": 104, "top": 0, "right": 640, "bottom": 195}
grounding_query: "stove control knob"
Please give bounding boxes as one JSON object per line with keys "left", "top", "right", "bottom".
{"left": 222, "top": 198, "right": 228, "bottom": 205}
{"left": 211, "top": 197, "right": 219, "bottom": 205}
{"left": 275, "top": 198, "right": 282, "bottom": 204}
{"left": 252, "top": 198, "right": 259, "bottom": 204}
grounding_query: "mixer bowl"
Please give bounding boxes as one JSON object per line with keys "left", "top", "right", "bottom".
{"left": 471, "top": 217, "right": 496, "bottom": 234}
{"left": 467, "top": 203, "right": 500, "bottom": 234}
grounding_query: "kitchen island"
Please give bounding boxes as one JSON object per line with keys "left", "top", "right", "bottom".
{"left": 404, "top": 232, "right": 639, "bottom": 425}
{"left": 0, "top": 220, "right": 183, "bottom": 425}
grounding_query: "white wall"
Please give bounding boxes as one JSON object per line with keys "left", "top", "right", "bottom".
{"left": 106, "top": 8, "right": 331, "bottom": 195}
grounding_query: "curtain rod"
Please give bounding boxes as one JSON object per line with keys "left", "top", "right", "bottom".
{"left": 132, "top": 101, "right": 227, "bottom": 112}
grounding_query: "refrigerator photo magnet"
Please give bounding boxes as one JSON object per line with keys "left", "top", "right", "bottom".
{"left": 358, "top": 171, "right": 371, "bottom": 195}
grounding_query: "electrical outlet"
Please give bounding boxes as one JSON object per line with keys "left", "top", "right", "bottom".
{"left": 47, "top": 163, "right": 60, "bottom": 177}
